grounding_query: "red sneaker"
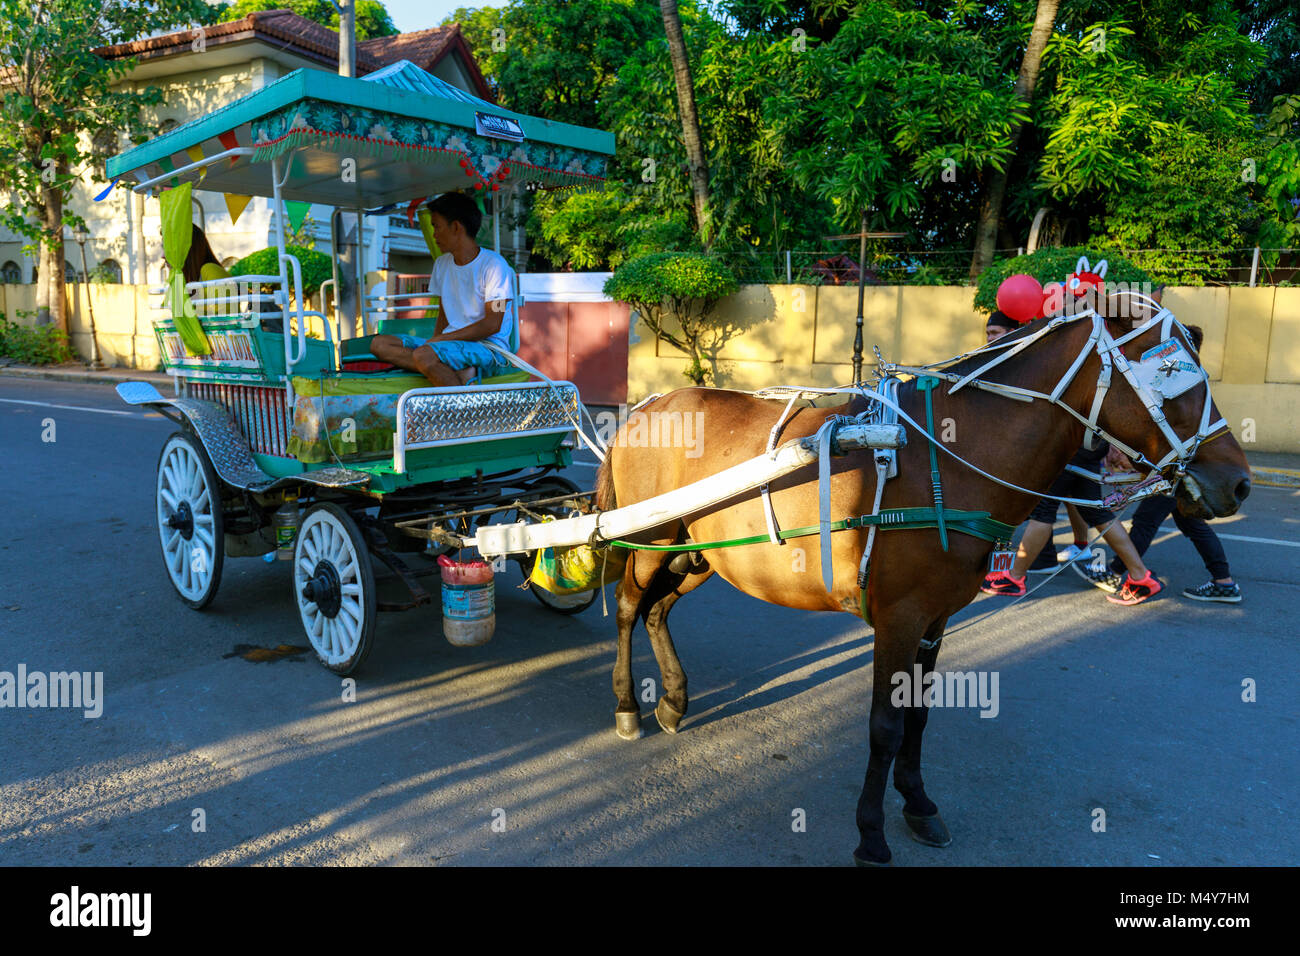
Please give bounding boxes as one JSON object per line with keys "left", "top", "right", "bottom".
{"left": 1107, "top": 572, "right": 1164, "bottom": 606}
{"left": 981, "top": 571, "right": 1026, "bottom": 597}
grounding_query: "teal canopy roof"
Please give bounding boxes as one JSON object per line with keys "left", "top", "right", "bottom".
{"left": 106, "top": 61, "right": 614, "bottom": 207}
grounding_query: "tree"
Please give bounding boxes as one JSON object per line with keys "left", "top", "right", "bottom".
{"left": 1032, "top": 10, "right": 1277, "bottom": 282}
{"left": 604, "top": 252, "right": 741, "bottom": 385}
{"left": 659, "top": 0, "right": 712, "bottom": 246}
{"left": 773, "top": 1, "right": 1026, "bottom": 241}
{"left": 444, "top": 0, "right": 661, "bottom": 131}
{"left": 967, "top": 0, "right": 1060, "bottom": 282}
{"left": 219, "top": 0, "right": 398, "bottom": 40}
{"left": 0, "top": 0, "right": 209, "bottom": 330}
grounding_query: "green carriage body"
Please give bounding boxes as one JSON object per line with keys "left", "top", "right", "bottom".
{"left": 108, "top": 59, "right": 614, "bottom": 668}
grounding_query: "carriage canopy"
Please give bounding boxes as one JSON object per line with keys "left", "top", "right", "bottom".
{"left": 105, "top": 60, "right": 615, "bottom": 206}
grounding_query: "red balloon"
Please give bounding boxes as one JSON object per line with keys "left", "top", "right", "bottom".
{"left": 997, "top": 273, "right": 1044, "bottom": 323}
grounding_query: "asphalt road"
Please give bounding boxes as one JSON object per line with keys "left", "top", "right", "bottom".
{"left": 0, "top": 377, "right": 1296, "bottom": 866}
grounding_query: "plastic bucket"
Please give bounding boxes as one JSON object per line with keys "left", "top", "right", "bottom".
{"left": 438, "top": 555, "right": 495, "bottom": 647}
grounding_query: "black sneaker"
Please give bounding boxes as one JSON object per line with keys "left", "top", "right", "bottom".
{"left": 1027, "top": 543, "right": 1059, "bottom": 574}
{"left": 1071, "top": 559, "right": 1123, "bottom": 593}
{"left": 1182, "top": 580, "right": 1242, "bottom": 604}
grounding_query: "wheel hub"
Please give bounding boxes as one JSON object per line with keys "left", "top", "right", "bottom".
{"left": 167, "top": 500, "right": 194, "bottom": 540}
{"left": 301, "top": 560, "right": 342, "bottom": 617}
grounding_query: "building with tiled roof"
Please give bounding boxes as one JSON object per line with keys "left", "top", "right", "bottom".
{"left": 0, "top": 11, "right": 502, "bottom": 289}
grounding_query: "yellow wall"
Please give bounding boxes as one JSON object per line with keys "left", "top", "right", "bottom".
{"left": 628, "top": 285, "right": 1300, "bottom": 454}
{"left": 0, "top": 283, "right": 337, "bottom": 370}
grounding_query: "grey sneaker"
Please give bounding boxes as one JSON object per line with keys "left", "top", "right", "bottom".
{"left": 1182, "top": 580, "right": 1242, "bottom": 603}
{"left": 1071, "top": 559, "right": 1123, "bottom": 593}
{"left": 1057, "top": 544, "right": 1092, "bottom": 565}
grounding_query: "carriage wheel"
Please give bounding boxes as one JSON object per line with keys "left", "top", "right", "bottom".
{"left": 293, "top": 502, "right": 377, "bottom": 675}
{"left": 156, "top": 431, "right": 225, "bottom": 610}
{"left": 514, "top": 476, "right": 599, "bottom": 616}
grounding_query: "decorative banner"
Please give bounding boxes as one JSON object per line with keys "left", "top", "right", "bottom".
{"left": 284, "top": 200, "right": 311, "bottom": 236}
{"left": 184, "top": 145, "right": 207, "bottom": 181}
{"left": 159, "top": 181, "right": 194, "bottom": 270}
{"left": 217, "top": 129, "right": 240, "bottom": 165}
{"left": 224, "top": 193, "right": 252, "bottom": 225}
{"left": 406, "top": 196, "right": 426, "bottom": 226}
{"left": 92, "top": 178, "right": 119, "bottom": 202}
{"left": 156, "top": 156, "right": 180, "bottom": 190}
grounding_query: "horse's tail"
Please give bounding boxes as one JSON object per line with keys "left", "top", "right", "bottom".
{"left": 595, "top": 448, "right": 617, "bottom": 512}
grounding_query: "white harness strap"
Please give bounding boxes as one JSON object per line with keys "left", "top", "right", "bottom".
{"left": 818, "top": 418, "right": 838, "bottom": 593}
{"left": 759, "top": 391, "right": 802, "bottom": 546}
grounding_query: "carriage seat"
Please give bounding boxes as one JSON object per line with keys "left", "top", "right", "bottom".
{"left": 338, "top": 317, "right": 528, "bottom": 384}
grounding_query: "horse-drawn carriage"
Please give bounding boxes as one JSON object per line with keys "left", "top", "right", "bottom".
{"left": 107, "top": 61, "right": 622, "bottom": 673}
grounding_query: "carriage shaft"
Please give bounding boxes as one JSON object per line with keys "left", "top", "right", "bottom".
{"left": 469, "top": 422, "right": 905, "bottom": 557}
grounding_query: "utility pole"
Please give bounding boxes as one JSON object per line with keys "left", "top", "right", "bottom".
{"left": 338, "top": 0, "right": 356, "bottom": 78}
{"left": 823, "top": 220, "right": 904, "bottom": 385}
{"left": 334, "top": 0, "right": 359, "bottom": 336}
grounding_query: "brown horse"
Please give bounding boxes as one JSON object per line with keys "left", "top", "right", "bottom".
{"left": 595, "top": 311, "right": 1251, "bottom": 865}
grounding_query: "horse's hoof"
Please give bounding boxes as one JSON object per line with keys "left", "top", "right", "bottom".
{"left": 655, "top": 697, "right": 685, "bottom": 734}
{"left": 903, "top": 809, "right": 953, "bottom": 847}
{"left": 614, "top": 712, "right": 643, "bottom": 740}
{"left": 852, "top": 850, "right": 892, "bottom": 867}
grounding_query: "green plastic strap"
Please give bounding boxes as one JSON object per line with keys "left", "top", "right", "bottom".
{"left": 608, "top": 508, "right": 1015, "bottom": 552}
{"left": 915, "top": 375, "right": 948, "bottom": 551}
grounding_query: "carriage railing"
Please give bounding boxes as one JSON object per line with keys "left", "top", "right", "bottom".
{"left": 392, "top": 381, "right": 580, "bottom": 473}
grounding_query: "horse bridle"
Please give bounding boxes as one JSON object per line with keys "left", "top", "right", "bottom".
{"left": 889, "top": 295, "right": 1230, "bottom": 493}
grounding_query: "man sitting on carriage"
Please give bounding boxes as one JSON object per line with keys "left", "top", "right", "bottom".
{"left": 370, "top": 191, "right": 517, "bottom": 387}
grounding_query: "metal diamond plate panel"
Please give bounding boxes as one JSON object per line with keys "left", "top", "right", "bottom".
{"left": 137, "top": 397, "right": 371, "bottom": 493}
{"left": 169, "top": 397, "right": 278, "bottom": 490}
{"left": 403, "top": 384, "right": 580, "bottom": 447}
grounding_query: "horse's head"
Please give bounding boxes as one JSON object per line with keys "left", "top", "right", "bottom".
{"left": 1093, "top": 301, "right": 1251, "bottom": 518}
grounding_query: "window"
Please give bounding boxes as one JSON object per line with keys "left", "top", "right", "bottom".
{"left": 65, "top": 261, "right": 80, "bottom": 282}
{"left": 93, "top": 259, "right": 123, "bottom": 284}
{"left": 1, "top": 261, "right": 19, "bottom": 284}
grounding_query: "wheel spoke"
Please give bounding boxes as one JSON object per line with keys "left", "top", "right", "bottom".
{"left": 303, "top": 532, "right": 320, "bottom": 565}
{"left": 159, "top": 488, "right": 178, "bottom": 510}
{"left": 338, "top": 598, "right": 361, "bottom": 628}
{"left": 166, "top": 539, "right": 184, "bottom": 575}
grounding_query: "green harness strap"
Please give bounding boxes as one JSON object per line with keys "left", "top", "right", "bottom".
{"left": 606, "top": 507, "right": 1013, "bottom": 553}
{"left": 915, "top": 375, "right": 949, "bottom": 551}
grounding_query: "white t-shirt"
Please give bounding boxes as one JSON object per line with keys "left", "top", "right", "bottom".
{"left": 428, "top": 247, "right": 516, "bottom": 351}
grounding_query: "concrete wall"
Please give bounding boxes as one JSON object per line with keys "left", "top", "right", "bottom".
{"left": 628, "top": 285, "right": 1300, "bottom": 453}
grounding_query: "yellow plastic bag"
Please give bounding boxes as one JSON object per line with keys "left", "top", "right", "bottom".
{"left": 530, "top": 543, "right": 627, "bottom": 596}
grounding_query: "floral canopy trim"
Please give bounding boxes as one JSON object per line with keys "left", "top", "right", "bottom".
{"left": 248, "top": 100, "right": 608, "bottom": 191}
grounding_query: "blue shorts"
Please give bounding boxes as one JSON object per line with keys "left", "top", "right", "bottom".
{"left": 393, "top": 336, "right": 502, "bottom": 373}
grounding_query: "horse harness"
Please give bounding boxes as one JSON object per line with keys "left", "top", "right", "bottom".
{"left": 607, "top": 295, "right": 1228, "bottom": 631}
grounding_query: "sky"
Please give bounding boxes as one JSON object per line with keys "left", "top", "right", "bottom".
{"left": 383, "top": 0, "right": 509, "bottom": 34}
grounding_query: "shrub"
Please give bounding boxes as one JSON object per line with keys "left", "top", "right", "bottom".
{"left": 604, "top": 253, "right": 741, "bottom": 386}
{"left": 973, "top": 246, "right": 1155, "bottom": 316}
{"left": 229, "top": 246, "right": 333, "bottom": 298}
{"left": 0, "top": 311, "right": 75, "bottom": 365}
